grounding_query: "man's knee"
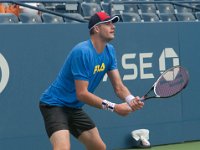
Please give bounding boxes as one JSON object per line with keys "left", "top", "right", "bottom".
{"left": 52, "top": 143, "right": 70, "bottom": 150}
{"left": 50, "top": 130, "right": 70, "bottom": 150}
{"left": 100, "top": 142, "right": 106, "bottom": 150}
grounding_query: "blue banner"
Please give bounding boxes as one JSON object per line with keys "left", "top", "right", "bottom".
{"left": 0, "top": 22, "right": 200, "bottom": 149}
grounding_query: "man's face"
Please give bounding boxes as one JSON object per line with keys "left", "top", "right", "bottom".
{"left": 97, "top": 21, "right": 116, "bottom": 42}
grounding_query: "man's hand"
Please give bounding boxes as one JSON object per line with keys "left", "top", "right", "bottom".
{"left": 114, "top": 103, "right": 132, "bottom": 116}
{"left": 128, "top": 96, "right": 144, "bottom": 111}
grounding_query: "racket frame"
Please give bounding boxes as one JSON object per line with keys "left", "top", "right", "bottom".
{"left": 141, "top": 65, "right": 189, "bottom": 101}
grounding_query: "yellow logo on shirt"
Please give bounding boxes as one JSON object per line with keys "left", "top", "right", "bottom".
{"left": 93, "top": 63, "right": 105, "bottom": 74}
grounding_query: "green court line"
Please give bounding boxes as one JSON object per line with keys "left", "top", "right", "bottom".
{"left": 119, "top": 141, "right": 200, "bottom": 150}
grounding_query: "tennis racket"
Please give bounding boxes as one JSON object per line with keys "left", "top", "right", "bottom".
{"left": 140, "top": 65, "right": 189, "bottom": 101}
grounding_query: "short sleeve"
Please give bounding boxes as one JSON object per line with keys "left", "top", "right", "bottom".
{"left": 71, "top": 51, "right": 90, "bottom": 81}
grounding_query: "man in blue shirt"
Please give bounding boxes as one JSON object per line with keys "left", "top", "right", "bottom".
{"left": 40, "top": 11, "right": 144, "bottom": 150}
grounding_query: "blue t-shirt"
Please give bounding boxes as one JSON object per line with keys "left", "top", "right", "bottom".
{"left": 40, "top": 39, "right": 117, "bottom": 108}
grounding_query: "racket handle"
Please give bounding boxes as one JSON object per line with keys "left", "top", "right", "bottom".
{"left": 140, "top": 96, "right": 145, "bottom": 102}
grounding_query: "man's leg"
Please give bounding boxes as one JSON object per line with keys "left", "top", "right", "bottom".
{"left": 78, "top": 127, "right": 106, "bottom": 150}
{"left": 50, "top": 130, "right": 70, "bottom": 150}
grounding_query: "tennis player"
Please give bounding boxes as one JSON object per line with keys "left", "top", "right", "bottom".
{"left": 39, "top": 11, "right": 144, "bottom": 150}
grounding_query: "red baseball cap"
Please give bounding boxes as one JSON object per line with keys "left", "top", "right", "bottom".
{"left": 88, "top": 12, "right": 119, "bottom": 30}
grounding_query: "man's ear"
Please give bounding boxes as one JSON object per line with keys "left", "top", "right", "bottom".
{"left": 94, "top": 25, "right": 99, "bottom": 33}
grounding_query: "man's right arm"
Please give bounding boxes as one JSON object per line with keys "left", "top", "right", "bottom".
{"left": 75, "top": 80, "right": 132, "bottom": 116}
{"left": 75, "top": 80, "right": 103, "bottom": 109}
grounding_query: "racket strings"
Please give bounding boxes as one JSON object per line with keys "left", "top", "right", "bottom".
{"left": 155, "top": 67, "right": 189, "bottom": 97}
